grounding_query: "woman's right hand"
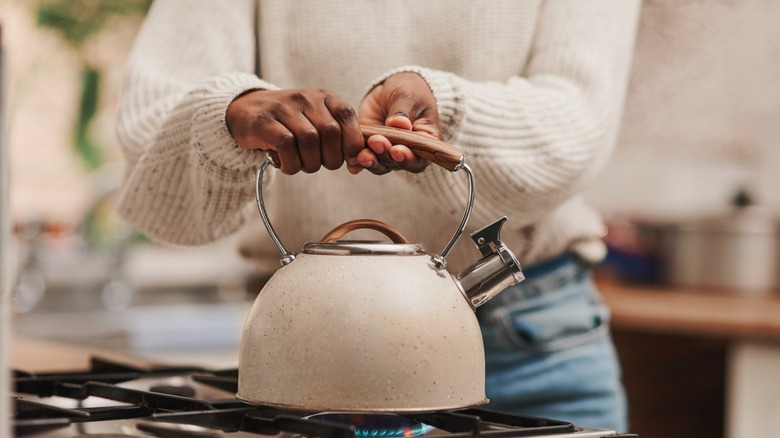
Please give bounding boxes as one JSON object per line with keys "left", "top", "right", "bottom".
{"left": 226, "top": 89, "right": 365, "bottom": 175}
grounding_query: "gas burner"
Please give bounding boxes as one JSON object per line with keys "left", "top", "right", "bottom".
{"left": 11, "top": 357, "right": 637, "bottom": 438}
{"left": 71, "top": 435, "right": 136, "bottom": 438}
{"left": 299, "top": 412, "right": 434, "bottom": 437}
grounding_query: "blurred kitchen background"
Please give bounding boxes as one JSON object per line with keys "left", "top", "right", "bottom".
{"left": 1, "top": 1, "right": 779, "bottom": 438}
{"left": 1, "top": 0, "right": 256, "bottom": 367}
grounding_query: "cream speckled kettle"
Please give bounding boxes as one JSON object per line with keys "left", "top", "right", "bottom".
{"left": 238, "top": 126, "right": 524, "bottom": 412}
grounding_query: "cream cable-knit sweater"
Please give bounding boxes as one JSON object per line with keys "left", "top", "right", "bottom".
{"left": 117, "top": 0, "right": 640, "bottom": 273}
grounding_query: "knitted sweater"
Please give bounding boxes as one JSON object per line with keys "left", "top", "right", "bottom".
{"left": 116, "top": 0, "right": 640, "bottom": 273}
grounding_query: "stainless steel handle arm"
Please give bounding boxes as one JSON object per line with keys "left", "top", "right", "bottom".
{"left": 255, "top": 156, "right": 474, "bottom": 269}
{"left": 431, "top": 162, "right": 475, "bottom": 269}
{"left": 255, "top": 156, "right": 296, "bottom": 266}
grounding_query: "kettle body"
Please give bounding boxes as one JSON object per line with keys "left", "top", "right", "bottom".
{"left": 237, "top": 247, "right": 487, "bottom": 411}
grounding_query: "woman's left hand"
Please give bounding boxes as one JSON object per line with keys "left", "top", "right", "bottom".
{"left": 357, "top": 72, "right": 442, "bottom": 174}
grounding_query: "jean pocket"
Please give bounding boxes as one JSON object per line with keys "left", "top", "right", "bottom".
{"left": 493, "top": 284, "right": 608, "bottom": 353}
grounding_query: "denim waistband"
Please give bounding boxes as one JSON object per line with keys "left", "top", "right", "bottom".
{"left": 477, "top": 252, "right": 586, "bottom": 313}
{"left": 522, "top": 251, "right": 578, "bottom": 279}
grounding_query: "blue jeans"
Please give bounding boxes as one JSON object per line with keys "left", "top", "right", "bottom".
{"left": 476, "top": 254, "right": 627, "bottom": 432}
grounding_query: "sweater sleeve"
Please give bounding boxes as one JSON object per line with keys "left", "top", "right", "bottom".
{"left": 115, "top": 0, "right": 277, "bottom": 245}
{"left": 373, "top": 0, "right": 641, "bottom": 228}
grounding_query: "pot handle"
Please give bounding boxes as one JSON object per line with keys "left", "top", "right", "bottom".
{"left": 320, "top": 219, "right": 410, "bottom": 244}
{"left": 256, "top": 125, "right": 475, "bottom": 268}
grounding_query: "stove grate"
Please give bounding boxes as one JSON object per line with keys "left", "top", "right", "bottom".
{"left": 11, "top": 356, "right": 627, "bottom": 438}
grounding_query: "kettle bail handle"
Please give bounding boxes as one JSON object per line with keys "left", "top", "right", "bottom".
{"left": 255, "top": 127, "right": 475, "bottom": 268}
{"left": 255, "top": 157, "right": 296, "bottom": 265}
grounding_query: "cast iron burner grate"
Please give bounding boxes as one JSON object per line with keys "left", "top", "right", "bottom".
{"left": 11, "top": 357, "right": 636, "bottom": 438}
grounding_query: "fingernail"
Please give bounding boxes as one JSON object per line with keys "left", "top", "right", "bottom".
{"left": 358, "top": 156, "right": 374, "bottom": 168}
{"left": 368, "top": 142, "right": 383, "bottom": 154}
{"left": 390, "top": 149, "right": 404, "bottom": 162}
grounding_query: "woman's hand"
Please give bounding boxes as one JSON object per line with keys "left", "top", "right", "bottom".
{"left": 226, "top": 88, "right": 365, "bottom": 175}
{"left": 358, "top": 72, "right": 441, "bottom": 175}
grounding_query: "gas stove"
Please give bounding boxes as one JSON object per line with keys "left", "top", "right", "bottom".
{"left": 12, "top": 357, "right": 636, "bottom": 438}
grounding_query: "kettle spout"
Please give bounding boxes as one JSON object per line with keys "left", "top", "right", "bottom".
{"left": 456, "top": 217, "right": 524, "bottom": 308}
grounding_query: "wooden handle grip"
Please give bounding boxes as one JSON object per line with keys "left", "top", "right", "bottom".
{"left": 360, "top": 125, "right": 464, "bottom": 171}
{"left": 321, "top": 219, "right": 409, "bottom": 244}
{"left": 266, "top": 126, "right": 463, "bottom": 171}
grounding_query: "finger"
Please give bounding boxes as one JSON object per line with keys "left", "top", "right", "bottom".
{"left": 367, "top": 133, "right": 426, "bottom": 171}
{"left": 306, "top": 110, "right": 343, "bottom": 171}
{"left": 356, "top": 148, "right": 391, "bottom": 175}
{"left": 261, "top": 122, "right": 301, "bottom": 175}
{"left": 389, "top": 145, "right": 429, "bottom": 173}
{"left": 403, "top": 114, "right": 441, "bottom": 141}
{"left": 356, "top": 148, "right": 375, "bottom": 169}
{"left": 347, "top": 162, "right": 364, "bottom": 174}
{"left": 366, "top": 134, "right": 392, "bottom": 155}
{"left": 388, "top": 145, "right": 413, "bottom": 163}
{"left": 324, "top": 97, "right": 362, "bottom": 168}
{"left": 384, "top": 111, "right": 435, "bottom": 166}
{"left": 283, "top": 114, "right": 321, "bottom": 174}
{"left": 385, "top": 114, "right": 413, "bottom": 131}
{"left": 365, "top": 134, "right": 401, "bottom": 170}
{"left": 384, "top": 95, "right": 416, "bottom": 129}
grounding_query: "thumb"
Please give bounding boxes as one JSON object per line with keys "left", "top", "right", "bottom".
{"left": 384, "top": 106, "right": 441, "bottom": 140}
{"left": 384, "top": 100, "right": 440, "bottom": 139}
{"left": 384, "top": 113, "right": 413, "bottom": 131}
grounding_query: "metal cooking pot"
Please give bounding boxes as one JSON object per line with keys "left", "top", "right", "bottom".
{"left": 661, "top": 191, "right": 780, "bottom": 293}
{"left": 237, "top": 126, "right": 524, "bottom": 412}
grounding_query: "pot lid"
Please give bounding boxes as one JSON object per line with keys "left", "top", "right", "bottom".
{"left": 303, "top": 240, "right": 427, "bottom": 256}
{"left": 685, "top": 207, "right": 779, "bottom": 235}
{"left": 676, "top": 189, "right": 780, "bottom": 235}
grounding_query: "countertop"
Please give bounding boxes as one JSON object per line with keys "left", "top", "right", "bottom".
{"left": 598, "top": 278, "right": 780, "bottom": 342}
{"left": 10, "top": 336, "right": 156, "bottom": 372}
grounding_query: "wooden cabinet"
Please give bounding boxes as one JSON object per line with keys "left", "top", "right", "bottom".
{"left": 600, "top": 282, "right": 780, "bottom": 438}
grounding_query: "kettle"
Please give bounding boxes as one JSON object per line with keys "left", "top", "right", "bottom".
{"left": 238, "top": 126, "right": 524, "bottom": 412}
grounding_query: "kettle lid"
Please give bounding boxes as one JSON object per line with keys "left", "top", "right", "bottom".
{"left": 303, "top": 219, "right": 427, "bottom": 255}
{"left": 303, "top": 241, "right": 426, "bottom": 256}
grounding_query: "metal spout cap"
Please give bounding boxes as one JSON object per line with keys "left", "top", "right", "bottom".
{"left": 456, "top": 217, "right": 524, "bottom": 308}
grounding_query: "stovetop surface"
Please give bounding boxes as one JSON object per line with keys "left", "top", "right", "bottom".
{"left": 12, "top": 357, "right": 633, "bottom": 438}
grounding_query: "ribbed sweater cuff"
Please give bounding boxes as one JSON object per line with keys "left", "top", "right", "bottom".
{"left": 364, "top": 66, "right": 464, "bottom": 142}
{"left": 192, "top": 72, "right": 280, "bottom": 184}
